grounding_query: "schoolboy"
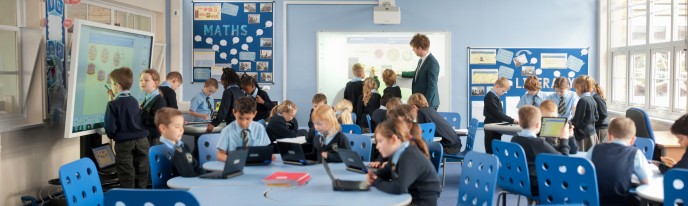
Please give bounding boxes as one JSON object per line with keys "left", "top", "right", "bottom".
{"left": 104, "top": 67, "right": 150, "bottom": 188}
{"left": 156, "top": 107, "right": 203, "bottom": 177}
{"left": 216, "top": 96, "right": 270, "bottom": 162}
{"left": 516, "top": 76, "right": 546, "bottom": 108}
{"left": 483, "top": 77, "right": 516, "bottom": 154}
{"left": 344, "top": 63, "right": 366, "bottom": 117}
{"left": 139, "top": 69, "right": 167, "bottom": 146}
{"left": 586, "top": 117, "right": 651, "bottom": 205}
{"left": 159, "top": 71, "right": 183, "bottom": 109}
{"left": 308, "top": 93, "right": 328, "bottom": 129}
{"left": 540, "top": 100, "right": 578, "bottom": 154}
{"left": 382, "top": 69, "right": 402, "bottom": 99}
{"left": 408, "top": 93, "right": 462, "bottom": 154}
{"left": 188, "top": 78, "right": 218, "bottom": 122}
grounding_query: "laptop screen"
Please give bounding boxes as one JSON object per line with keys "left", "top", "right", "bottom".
{"left": 214, "top": 99, "right": 222, "bottom": 112}
{"left": 539, "top": 117, "right": 568, "bottom": 138}
{"left": 91, "top": 144, "right": 116, "bottom": 169}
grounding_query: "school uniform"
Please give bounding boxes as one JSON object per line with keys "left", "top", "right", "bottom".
{"left": 247, "top": 88, "right": 275, "bottom": 121}
{"left": 592, "top": 93, "right": 608, "bottom": 143}
{"left": 211, "top": 85, "right": 246, "bottom": 127}
{"left": 511, "top": 129, "right": 569, "bottom": 196}
{"left": 371, "top": 107, "right": 387, "bottom": 132}
{"left": 160, "top": 138, "right": 203, "bottom": 177}
{"left": 104, "top": 91, "right": 150, "bottom": 188}
{"left": 546, "top": 90, "right": 579, "bottom": 119}
{"left": 159, "top": 81, "right": 178, "bottom": 109}
{"left": 587, "top": 140, "right": 651, "bottom": 206}
{"left": 216, "top": 120, "right": 271, "bottom": 152}
{"left": 483, "top": 88, "right": 515, "bottom": 154}
{"left": 374, "top": 143, "right": 441, "bottom": 206}
{"left": 308, "top": 108, "right": 315, "bottom": 129}
{"left": 189, "top": 91, "right": 214, "bottom": 122}
{"left": 266, "top": 114, "right": 307, "bottom": 142}
{"left": 140, "top": 89, "right": 167, "bottom": 146}
{"left": 571, "top": 92, "right": 599, "bottom": 151}
{"left": 516, "top": 91, "right": 547, "bottom": 108}
{"left": 660, "top": 147, "right": 688, "bottom": 173}
{"left": 356, "top": 91, "right": 381, "bottom": 127}
{"left": 344, "top": 78, "right": 364, "bottom": 116}
{"left": 313, "top": 131, "right": 351, "bottom": 162}
{"left": 416, "top": 107, "right": 462, "bottom": 154}
{"left": 383, "top": 85, "right": 402, "bottom": 99}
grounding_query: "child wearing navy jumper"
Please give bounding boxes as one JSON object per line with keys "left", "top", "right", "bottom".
{"left": 156, "top": 108, "right": 203, "bottom": 177}
{"left": 158, "top": 71, "right": 182, "bottom": 109}
{"left": 240, "top": 74, "right": 274, "bottom": 121}
{"left": 104, "top": 67, "right": 150, "bottom": 188}
{"left": 483, "top": 77, "right": 516, "bottom": 154}
{"left": 207, "top": 67, "right": 246, "bottom": 132}
{"left": 571, "top": 75, "right": 599, "bottom": 151}
{"left": 139, "top": 69, "right": 167, "bottom": 146}
{"left": 310, "top": 104, "right": 351, "bottom": 162}
{"left": 266, "top": 100, "right": 307, "bottom": 142}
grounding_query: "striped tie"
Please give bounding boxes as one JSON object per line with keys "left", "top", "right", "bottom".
{"left": 242, "top": 129, "right": 250, "bottom": 148}
{"left": 532, "top": 95, "right": 537, "bottom": 106}
{"left": 558, "top": 96, "right": 566, "bottom": 117}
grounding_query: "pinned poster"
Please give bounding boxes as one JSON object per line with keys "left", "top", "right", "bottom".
{"left": 471, "top": 69, "right": 498, "bottom": 84}
{"left": 469, "top": 49, "right": 497, "bottom": 64}
{"left": 239, "top": 51, "right": 256, "bottom": 61}
{"left": 221, "top": 3, "right": 239, "bottom": 16}
{"left": 194, "top": 3, "right": 221, "bottom": 20}
{"left": 193, "top": 49, "right": 215, "bottom": 67}
{"left": 566, "top": 55, "right": 585, "bottom": 72}
{"left": 496, "top": 48, "right": 514, "bottom": 64}
{"left": 540, "top": 53, "right": 567, "bottom": 69}
{"left": 498, "top": 65, "right": 514, "bottom": 79}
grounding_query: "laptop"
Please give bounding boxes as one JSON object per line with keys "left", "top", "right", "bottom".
{"left": 276, "top": 142, "right": 319, "bottom": 165}
{"left": 322, "top": 159, "right": 370, "bottom": 191}
{"left": 211, "top": 99, "right": 222, "bottom": 120}
{"left": 199, "top": 149, "right": 248, "bottom": 179}
{"left": 91, "top": 144, "right": 116, "bottom": 173}
{"left": 337, "top": 149, "right": 374, "bottom": 174}
{"left": 539, "top": 117, "right": 569, "bottom": 138}
{"left": 246, "top": 146, "right": 273, "bottom": 166}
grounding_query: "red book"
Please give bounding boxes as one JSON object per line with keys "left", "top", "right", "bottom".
{"left": 264, "top": 172, "right": 311, "bottom": 187}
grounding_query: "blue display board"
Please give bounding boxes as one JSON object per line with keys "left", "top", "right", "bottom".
{"left": 467, "top": 48, "right": 589, "bottom": 126}
{"left": 192, "top": 1, "right": 274, "bottom": 83}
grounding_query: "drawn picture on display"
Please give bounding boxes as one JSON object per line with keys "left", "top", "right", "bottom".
{"left": 261, "top": 50, "right": 272, "bottom": 59}
{"left": 244, "top": 3, "right": 256, "bottom": 12}
{"left": 257, "top": 61, "right": 268, "bottom": 71}
{"left": 471, "top": 86, "right": 485, "bottom": 96}
{"left": 240, "top": 62, "right": 251, "bottom": 71}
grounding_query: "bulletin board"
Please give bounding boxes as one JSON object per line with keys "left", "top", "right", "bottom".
{"left": 467, "top": 47, "right": 589, "bottom": 127}
{"left": 192, "top": 1, "right": 274, "bottom": 84}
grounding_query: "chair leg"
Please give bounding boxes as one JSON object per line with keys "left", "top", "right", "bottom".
{"left": 441, "top": 157, "right": 447, "bottom": 187}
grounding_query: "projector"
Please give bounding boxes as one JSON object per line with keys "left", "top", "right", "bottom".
{"left": 374, "top": 6, "right": 400, "bottom": 24}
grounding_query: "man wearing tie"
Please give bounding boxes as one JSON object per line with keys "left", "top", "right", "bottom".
{"left": 400, "top": 34, "right": 440, "bottom": 110}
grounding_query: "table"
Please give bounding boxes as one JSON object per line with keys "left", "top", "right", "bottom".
{"left": 636, "top": 176, "right": 664, "bottom": 203}
{"left": 455, "top": 128, "right": 468, "bottom": 136}
{"left": 654, "top": 131, "right": 684, "bottom": 162}
{"left": 183, "top": 123, "right": 225, "bottom": 136}
{"left": 362, "top": 133, "right": 442, "bottom": 143}
{"left": 484, "top": 123, "right": 521, "bottom": 136}
{"left": 188, "top": 185, "right": 277, "bottom": 205}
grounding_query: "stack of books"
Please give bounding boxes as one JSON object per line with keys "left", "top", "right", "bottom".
{"left": 263, "top": 171, "right": 311, "bottom": 187}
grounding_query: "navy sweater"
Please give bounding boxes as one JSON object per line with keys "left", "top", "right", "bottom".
{"left": 571, "top": 95, "right": 598, "bottom": 140}
{"left": 344, "top": 81, "right": 364, "bottom": 117}
{"left": 211, "top": 86, "right": 246, "bottom": 126}
{"left": 590, "top": 143, "right": 637, "bottom": 205}
{"left": 483, "top": 91, "right": 514, "bottom": 124}
{"left": 383, "top": 86, "right": 402, "bottom": 99}
{"left": 592, "top": 93, "right": 608, "bottom": 128}
{"left": 104, "top": 95, "right": 149, "bottom": 142}
{"left": 140, "top": 95, "right": 166, "bottom": 138}
{"left": 158, "top": 86, "right": 177, "bottom": 109}
{"left": 252, "top": 89, "right": 275, "bottom": 121}
{"left": 374, "top": 145, "right": 441, "bottom": 206}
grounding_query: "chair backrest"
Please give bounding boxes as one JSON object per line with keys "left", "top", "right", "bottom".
{"left": 535, "top": 154, "right": 599, "bottom": 206}
{"left": 59, "top": 158, "right": 104, "bottom": 206}
{"left": 462, "top": 118, "right": 479, "bottom": 153}
{"left": 438, "top": 112, "right": 461, "bottom": 130}
{"left": 341, "top": 124, "right": 362, "bottom": 134}
{"left": 418, "top": 122, "right": 436, "bottom": 143}
{"left": 427, "top": 142, "right": 443, "bottom": 175}
{"left": 104, "top": 189, "right": 200, "bottom": 206}
{"left": 198, "top": 133, "right": 221, "bottom": 165}
{"left": 256, "top": 119, "right": 266, "bottom": 127}
{"left": 148, "top": 145, "right": 175, "bottom": 189}
{"left": 365, "top": 114, "right": 374, "bottom": 132}
{"left": 625, "top": 108, "right": 655, "bottom": 141}
{"left": 664, "top": 168, "right": 688, "bottom": 206}
{"left": 457, "top": 151, "right": 500, "bottom": 206}
{"left": 632, "top": 137, "right": 655, "bottom": 160}
{"left": 345, "top": 133, "right": 372, "bottom": 161}
{"left": 351, "top": 112, "right": 357, "bottom": 123}
{"left": 492, "top": 140, "right": 533, "bottom": 198}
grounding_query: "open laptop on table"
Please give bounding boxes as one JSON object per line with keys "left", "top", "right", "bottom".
{"left": 199, "top": 149, "right": 248, "bottom": 179}
{"left": 91, "top": 144, "right": 120, "bottom": 186}
{"left": 276, "top": 142, "right": 318, "bottom": 165}
{"left": 323, "top": 159, "right": 370, "bottom": 191}
{"left": 246, "top": 146, "right": 273, "bottom": 166}
{"left": 337, "top": 149, "right": 376, "bottom": 174}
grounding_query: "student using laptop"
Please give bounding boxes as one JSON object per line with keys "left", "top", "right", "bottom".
{"left": 216, "top": 96, "right": 270, "bottom": 162}
{"left": 311, "top": 105, "right": 350, "bottom": 162}
{"left": 367, "top": 119, "right": 441, "bottom": 206}
{"left": 188, "top": 78, "right": 218, "bottom": 122}
{"left": 156, "top": 108, "right": 203, "bottom": 177}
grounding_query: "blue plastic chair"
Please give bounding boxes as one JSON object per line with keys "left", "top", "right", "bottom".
{"left": 366, "top": 114, "right": 374, "bottom": 132}
{"left": 341, "top": 124, "right": 362, "bottom": 134}
{"left": 626, "top": 108, "right": 656, "bottom": 141}
{"left": 492, "top": 140, "right": 535, "bottom": 205}
{"left": 427, "top": 142, "right": 443, "bottom": 175}
{"left": 664, "top": 168, "right": 688, "bottom": 206}
{"left": 442, "top": 118, "right": 479, "bottom": 186}
{"left": 418, "top": 122, "right": 436, "bottom": 143}
{"left": 632, "top": 137, "right": 655, "bottom": 160}
{"left": 535, "top": 154, "right": 599, "bottom": 206}
{"left": 345, "top": 133, "right": 372, "bottom": 161}
{"left": 457, "top": 151, "right": 500, "bottom": 206}
{"left": 256, "top": 119, "right": 266, "bottom": 127}
{"left": 148, "top": 145, "right": 175, "bottom": 189}
{"left": 59, "top": 158, "right": 104, "bottom": 206}
{"left": 198, "top": 133, "right": 221, "bottom": 165}
{"left": 438, "top": 112, "right": 461, "bottom": 130}
{"left": 104, "top": 189, "right": 199, "bottom": 206}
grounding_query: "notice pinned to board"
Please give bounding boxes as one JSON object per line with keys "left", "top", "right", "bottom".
{"left": 471, "top": 69, "right": 499, "bottom": 84}
{"left": 471, "top": 101, "right": 485, "bottom": 122}
{"left": 221, "top": 3, "right": 239, "bottom": 16}
{"left": 540, "top": 53, "right": 567, "bottom": 69}
{"left": 496, "top": 48, "right": 514, "bottom": 65}
{"left": 194, "top": 49, "right": 215, "bottom": 67}
{"left": 498, "top": 65, "right": 515, "bottom": 79}
{"left": 470, "top": 49, "right": 497, "bottom": 64}
{"left": 566, "top": 55, "right": 585, "bottom": 72}
{"left": 194, "top": 3, "right": 222, "bottom": 20}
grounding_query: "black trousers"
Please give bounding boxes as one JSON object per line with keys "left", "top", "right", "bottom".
{"left": 115, "top": 138, "right": 150, "bottom": 188}
{"left": 484, "top": 130, "right": 502, "bottom": 154}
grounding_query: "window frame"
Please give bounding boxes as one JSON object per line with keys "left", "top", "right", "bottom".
{"left": 0, "top": 0, "right": 23, "bottom": 121}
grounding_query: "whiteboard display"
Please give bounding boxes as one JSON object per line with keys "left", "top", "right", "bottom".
{"left": 64, "top": 20, "right": 154, "bottom": 138}
{"left": 316, "top": 32, "right": 451, "bottom": 112}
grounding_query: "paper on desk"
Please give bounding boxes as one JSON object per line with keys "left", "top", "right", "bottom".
{"left": 506, "top": 97, "right": 520, "bottom": 122}
{"left": 276, "top": 136, "right": 307, "bottom": 144}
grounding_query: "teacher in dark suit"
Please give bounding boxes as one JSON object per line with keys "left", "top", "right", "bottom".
{"left": 400, "top": 33, "right": 440, "bottom": 110}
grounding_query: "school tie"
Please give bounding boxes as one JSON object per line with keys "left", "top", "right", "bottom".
{"left": 140, "top": 98, "right": 148, "bottom": 108}
{"left": 414, "top": 59, "right": 422, "bottom": 81}
{"left": 174, "top": 145, "right": 183, "bottom": 153}
{"left": 242, "top": 129, "right": 250, "bottom": 148}
{"left": 206, "top": 97, "right": 212, "bottom": 110}
{"left": 558, "top": 96, "right": 566, "bottom": 117}
{"left": 532, "top": 95, "right": 537, "bottom": 106}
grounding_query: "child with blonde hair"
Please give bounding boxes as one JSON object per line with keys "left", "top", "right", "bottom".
{"left": 334, "top": 99, "right": 354, "bottom": 124}
{"left": 311, "top": 105, "right": 351, "bottom": 162}
{"left": 266, "top": 100, "right": 307, "bottom": 142}
{"left": 356, "top": 77, "right": 381, "bottom": 128}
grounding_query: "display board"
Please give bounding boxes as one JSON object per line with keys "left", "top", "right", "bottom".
{"left": 64, "top": 20, "right": 154, "bottom": 138}
{"left": 467, "top": 47, "right": 589, "bottom": 126}
{"left": 192, "top": 1, "right": 274, "bottom": 83}
{"left": 316, "top": 32, "right": 451, "bottom": 112}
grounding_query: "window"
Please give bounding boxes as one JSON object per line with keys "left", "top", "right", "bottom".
{"left": 65, "top": 1, "right": 154, "bottom": 48}
{"left": 608, "top": 0, "right": 687, "bottom": 117}
{"left": 0, "top": 0, "right": 20, "bottom": 118}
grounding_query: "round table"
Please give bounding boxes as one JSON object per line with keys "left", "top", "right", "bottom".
{"left": 188, "top": 185, "right": 277, "bottom": 205}
{"left": 636, "top": 176, "right": 664, "bottom": 203}
{"left": 484, "top": 122, "right": 521, "bottom": 136}
{"left": 183, "top": 123, "right": 224, "bottom": 136}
